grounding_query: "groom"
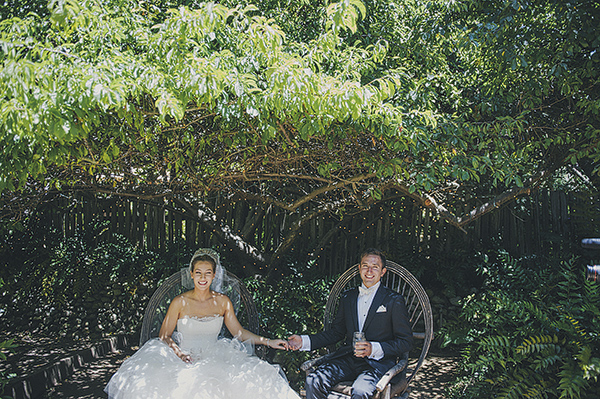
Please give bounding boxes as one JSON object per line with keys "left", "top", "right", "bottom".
{"left": 288, "top": 248, "right": 413, "bottom": 399}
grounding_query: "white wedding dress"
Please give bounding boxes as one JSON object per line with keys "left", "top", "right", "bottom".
{"left": 105, "top": 315, "right": 300, "bottom": 399}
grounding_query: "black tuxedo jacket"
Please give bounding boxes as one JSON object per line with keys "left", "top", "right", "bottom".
{"left": 309, "top": 285, "right": 413, "bottom": 375}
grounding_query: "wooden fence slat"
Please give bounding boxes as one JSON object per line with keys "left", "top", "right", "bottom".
{"left": 139, "top": 202, "right": 146, "bottom": 249}
{"left": 34, "top": 190, "right": 595, "bottom": 276}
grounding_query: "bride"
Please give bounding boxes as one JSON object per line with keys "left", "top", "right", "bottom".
{"left": 105, "top": 248, "right": 300, "bottom": 399}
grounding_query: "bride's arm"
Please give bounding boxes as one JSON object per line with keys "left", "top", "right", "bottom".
{"left": 221, "top": 295, "right": 288, "bottom": 350}
{"left": 159, "top": 296, "right": 192, "bottom": 362}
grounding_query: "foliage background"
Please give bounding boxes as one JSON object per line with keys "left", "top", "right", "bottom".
{"left": 1, "top": 0, "right": 600, "bottom": 396}
{"left": 2, "top": 200, "right": 600, "bottom": 395}
{"left": 441, "top": 252, "right": 600, "bottom": 399}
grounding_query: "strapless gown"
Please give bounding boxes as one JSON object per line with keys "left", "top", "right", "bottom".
{"left": 105, "top": 315, "right": 300, "bottom": 399}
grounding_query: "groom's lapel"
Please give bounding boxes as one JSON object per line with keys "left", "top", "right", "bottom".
{"left": 363, "top": 286, "right": 386, "bottom": 332}
{"left": 348, "top": 288, "right": 359, "bottom": 331}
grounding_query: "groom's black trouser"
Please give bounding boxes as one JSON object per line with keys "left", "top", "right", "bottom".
{"left": 305, "top": 355, "right": 383, "bottom": 399}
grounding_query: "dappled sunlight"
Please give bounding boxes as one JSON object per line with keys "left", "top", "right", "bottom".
{"left": 409, "top": 351, "right": 460, "bottom": 399}
{"left": 0, "top": 332, "right": 95, "bottom": 382}
{"left": 18, "top": 337, "right": 459, "bottom": 399}
{"left": 45, "top": 348, "right": 135, "bottom": 398}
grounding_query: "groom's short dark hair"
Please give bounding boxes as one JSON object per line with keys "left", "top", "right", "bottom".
{"left": 359, "top": 248, "right": 386, "bottom": 268}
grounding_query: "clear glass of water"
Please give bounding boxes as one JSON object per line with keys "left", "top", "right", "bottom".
{"left": 353, "top": 331, "right": 366, "bottom": 349}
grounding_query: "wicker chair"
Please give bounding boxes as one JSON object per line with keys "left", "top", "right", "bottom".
{"left": 139, "top": 269, "right": 266, "bottom": 359}
{"left": 301, "top": 261, "right": 433, "bottom": 399}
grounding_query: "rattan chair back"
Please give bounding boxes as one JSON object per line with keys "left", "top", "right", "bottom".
{"left": 138, "top": 270, "right": 264, "bottom": 358}
{"left": 323, "top": 261, "right": 433, "bottom": 390}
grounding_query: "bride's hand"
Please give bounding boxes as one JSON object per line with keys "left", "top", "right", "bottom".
{"left": 179, "top": 353, "right": 193, "bottom": 363}
{"left": 267, "top": 338, "right": 289, "bottom": 350}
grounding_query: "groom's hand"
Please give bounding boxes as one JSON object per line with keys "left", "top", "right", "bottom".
{"left": 287, "top": 335, "right": 302, "bottom": 351}
{"left": 353, "top": 341, "right": 372, "bottom": 358}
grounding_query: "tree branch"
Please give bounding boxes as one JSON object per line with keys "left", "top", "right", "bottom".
{"left": 436, "top": 170, "right": 553, "bottom": 230}
{"left": 233, "top": 173, "right": 376, "bottom": 212}
{"left": 172, "top": 197, "right": 267, "bottom": 274}
{"left": 269, "top": 197, "right": 351, "bottom": 271}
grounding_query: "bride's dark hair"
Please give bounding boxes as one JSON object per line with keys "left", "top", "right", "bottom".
{"left": 190, "top": 254, "right": 216, "bottom": 272}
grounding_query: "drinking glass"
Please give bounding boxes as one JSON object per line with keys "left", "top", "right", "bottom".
{"left": 353, "top": 331, "right": 366, "bottom": 349}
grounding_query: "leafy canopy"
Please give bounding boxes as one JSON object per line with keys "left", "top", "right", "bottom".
{"left": 1, "top": 0, "right": 406, "bottom": 188}
{"left": 0, "top": 0, "right": 599, "bottom": 228}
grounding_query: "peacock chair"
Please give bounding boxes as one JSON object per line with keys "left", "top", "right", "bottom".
{"left": 139, "top": 269, "right": 266, "bottom": 359}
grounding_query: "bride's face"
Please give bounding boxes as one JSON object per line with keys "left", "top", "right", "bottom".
{"left": 191, "top": 261, "right": 215, "bottom": 290}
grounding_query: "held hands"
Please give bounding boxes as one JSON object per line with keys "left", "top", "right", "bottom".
{"left": 287, "top": 335, "right": 302, "bottom": 351}
{"left": 353, "top": 340, "right": 372, "bottom": 358}
{"left": 266, "top": 338, "right": 289, "bottom": 350}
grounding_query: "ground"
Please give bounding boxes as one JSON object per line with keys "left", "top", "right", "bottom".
{"left": 409, "top": 351, "right": 461, "bottom": 399}
{"left": 45, "top": 348, "right": 460, "bottom": 398}
{"left": 2, "top": 333, "right": 461, "bottom": 398}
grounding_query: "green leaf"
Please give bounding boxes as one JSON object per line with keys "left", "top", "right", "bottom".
{"left": 514, "top": 175, "right": 523, "bottom": 187}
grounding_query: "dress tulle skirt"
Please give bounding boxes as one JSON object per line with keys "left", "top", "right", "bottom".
{"left": 104, "top": 338, "right": 300, "bottom": 399}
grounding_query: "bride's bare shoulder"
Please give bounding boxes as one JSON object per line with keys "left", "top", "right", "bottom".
{"left": 211, "top": 291, "right": 228, "bottom": 301}
{"left": 212, "top": 291, "right": 235, "bottom": 310}
{"left": 173, "top": 290, "right": 195, "bottom": 303}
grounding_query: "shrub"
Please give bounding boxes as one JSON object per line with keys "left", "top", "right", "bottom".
{"left": 0, "top": 338, "right": 16, "bottom": 398}
{"left": 246, "top": 275, "right": 335, "bottom": 390}
{"left": 0, "top": 220, "right": 164, "bottom": 338}
{"left": 444, "top": 253, "right": 600, "bottom": 399}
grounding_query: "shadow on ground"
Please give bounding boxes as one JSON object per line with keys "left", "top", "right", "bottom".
{"left": 409, "top": 350, "right": 461, "bottom": 399}
{"left": 43, "top": 348, "right": 135, "bottom": 399}
{"left": 42, "top": 346, "right": 460, "bottom": 398}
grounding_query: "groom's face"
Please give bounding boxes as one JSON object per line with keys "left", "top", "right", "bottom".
{"left": 359, "top": 254, "right": 386, "bottom": 288}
